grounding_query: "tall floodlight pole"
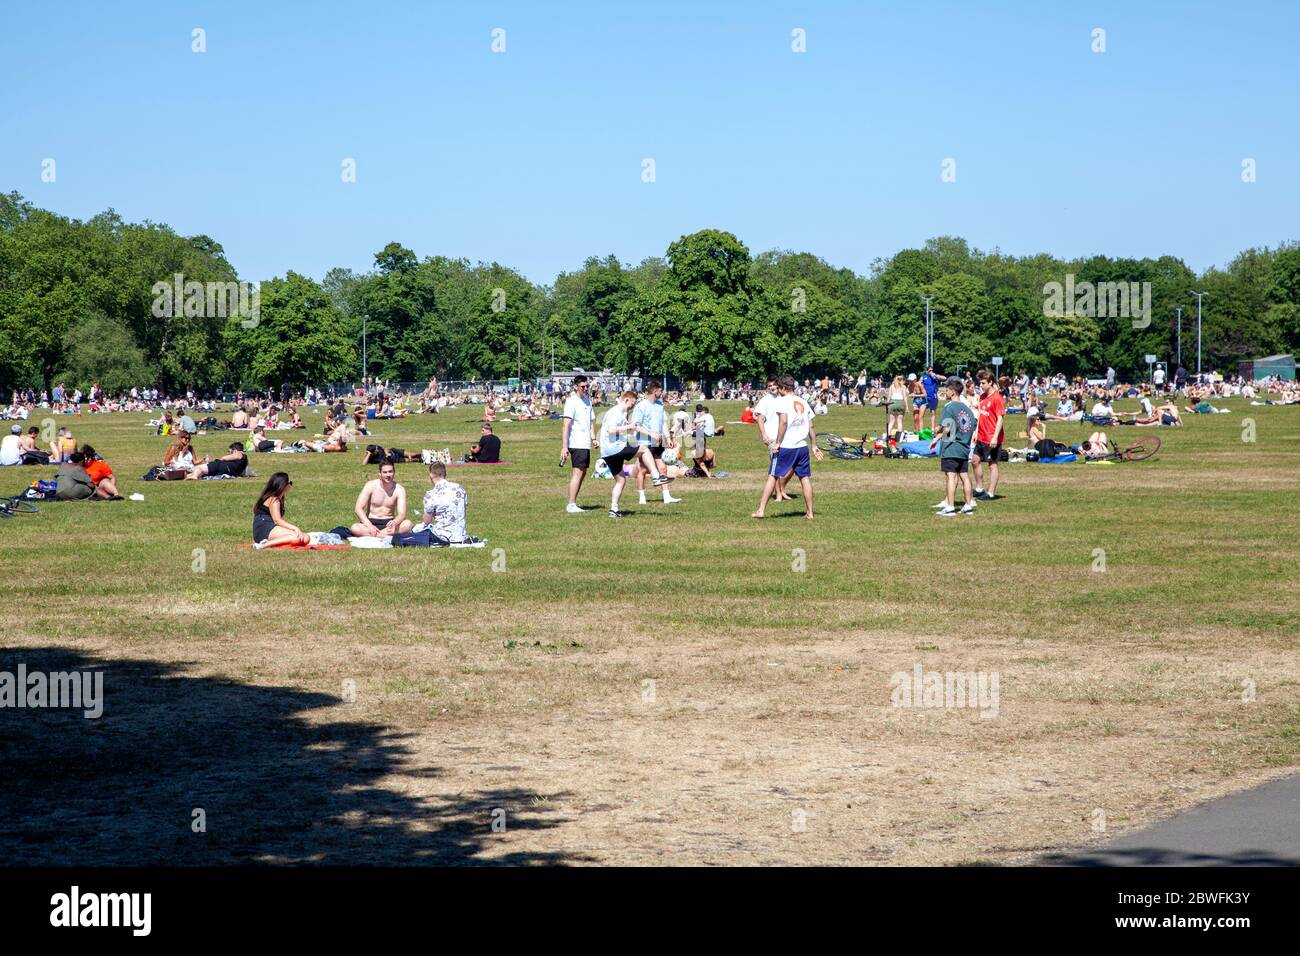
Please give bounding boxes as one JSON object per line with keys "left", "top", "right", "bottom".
{"left": 1173, "top": 306, "right": 1184, "bottom": 367}
{"left": 921, "top": 295, "right": 936, "bottom": 368}
{"left": 1190, "top": 291, "right": 1208, "bottom": 380}
{"left": 361, "top": 312, "right": 368, "bottom": 388}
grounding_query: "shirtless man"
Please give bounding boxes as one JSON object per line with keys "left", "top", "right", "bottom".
{"left": 351, "top": 461, "right": 413, "bottom": 537}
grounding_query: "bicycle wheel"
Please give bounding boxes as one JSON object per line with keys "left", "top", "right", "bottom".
{"left": 8, "top": 498, "right": 39, "bottom": 514}
{"left": 816, "top": 433, "right": 843, "bottom": 452}
{"left": 1122, "top": 436, "right": 1161, "bottom": 462}
{"left": 830, "top": 445, "right": 863, "bottom": 460}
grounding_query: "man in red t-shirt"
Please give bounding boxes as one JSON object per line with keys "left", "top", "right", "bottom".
{"left": 973, "top": 370, "right": 1005, "bottom": 501}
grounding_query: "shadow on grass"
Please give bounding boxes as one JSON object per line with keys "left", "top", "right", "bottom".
{"left": 0, "top": 647, "right": 587, "bottom": 866}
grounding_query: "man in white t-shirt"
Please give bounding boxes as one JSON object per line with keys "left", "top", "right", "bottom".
{"left": 1, "top": 425, "right": 23, "bottom": 466}
{"left": 559, "top": 376, "right": 595, "bottom": 513}
{"left": 752, "top": 377, "right": 795, "bottom": 505}
{"left": 599, "top": 389, "right": 671, "bottom": 518}
{"left": 752, "top": 376, "right": 823, "bottom": 520}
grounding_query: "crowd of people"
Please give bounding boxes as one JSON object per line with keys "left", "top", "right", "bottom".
{"left": 4, "top": 363, "right": 1293, "bottom": 538}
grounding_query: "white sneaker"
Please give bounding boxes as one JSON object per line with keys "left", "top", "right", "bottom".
{"left": 420, "top": 449, "right": 433, "bottom": 464}
{"left": 652, "top": 475, "right": 674, "bottom": 486}
{"left": 936, "top": 507, "right": 957, "bottom": 518}
{"left": 663, "top": 494, "right": 681, "bottom": 504}
{"left": 566, "top": 503, "right": 583, "bottom": 514}
{"left": 608, "top": 509, "right": 621, "bottom": 519}
{"left": 960, "top": 502, "right": 976, "bottom": 515}
{"left": 933, "top": 500, "right": 950, "bottom": 509}
{"left": 637, "top": 494, "right": 648, "bottom": 505}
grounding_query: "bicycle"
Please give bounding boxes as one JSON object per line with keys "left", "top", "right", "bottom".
{"left": 1098, "top": 434, "right": 1161, "bottom": 462}
{"left": 816, "top": 432, "right": 872, "bottom": 460}
{"left": 0, "top": 496, "right": 40, "bottom": 518}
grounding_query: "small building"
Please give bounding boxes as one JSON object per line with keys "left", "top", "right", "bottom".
{"left": 1238, "top": 354, "right": 1296, "bottom": 382}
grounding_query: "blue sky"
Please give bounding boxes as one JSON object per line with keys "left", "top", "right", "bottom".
{"left": 3, "top": 1, "right": 1297, "bottom": 284}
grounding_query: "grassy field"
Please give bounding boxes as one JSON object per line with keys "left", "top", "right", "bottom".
{"left": 2, "top": 397, "right": 1299, "bottom": 865}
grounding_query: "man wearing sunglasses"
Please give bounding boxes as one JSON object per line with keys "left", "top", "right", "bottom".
{"left": 559, "top": 376, "right": 595, "bottom": 513}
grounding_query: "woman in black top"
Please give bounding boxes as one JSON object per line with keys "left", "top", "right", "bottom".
{"left": 252, "top": 472, "right": 307, "bottom": 545}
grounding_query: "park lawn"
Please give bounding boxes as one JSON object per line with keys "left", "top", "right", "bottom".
{"left": 1, "top": 397, "right": 1298, "bottom": 865}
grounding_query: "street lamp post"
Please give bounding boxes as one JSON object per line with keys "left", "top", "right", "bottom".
{"left": 921, "top": 295, "right": 936, "bottom": 368}
{"left": 1190, "top": 292, "right": 1208, "bottom": 381}
{"left": 1173, "top": 306, "right": 1183, "bottom": 367}
{"left": 361, "top": 313, "right": 368, "bottom": 389}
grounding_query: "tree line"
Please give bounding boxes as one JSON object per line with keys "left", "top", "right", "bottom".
{"left": 2, "top": 190, "right": 1298, "bottom": 395}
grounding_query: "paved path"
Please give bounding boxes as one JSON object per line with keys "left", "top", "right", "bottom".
{"left": 1045, "top": 774, "right": 1300, "bottom": 866}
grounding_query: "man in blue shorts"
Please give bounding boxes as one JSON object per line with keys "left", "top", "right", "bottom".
{"left": 752, "top": 376, "right": 823, "bottom": 520}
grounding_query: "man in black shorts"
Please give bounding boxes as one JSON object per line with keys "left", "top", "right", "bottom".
{"left": 251, "top": 425, "right": 282, "bottom": 452}
{"left": 187, "top": 442, "right": 250, "bottom": 479}
{"left": 972, "top": 369, "right": 1005, "bottom": 501}
{"left": 362, "top": 444, "right": 422, "bottom": 465}
{"left": 560, "top": 375, "right": 594, "bottom": 513}
{"left": 599, "top": 389, "right": 672, "bottom": 518}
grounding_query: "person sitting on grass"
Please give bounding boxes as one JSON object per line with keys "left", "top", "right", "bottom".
{"left": 163, "top": 431, "right": 197, "bottom": 471}
{"left": 351, "top": 460, "right": 413, "bottom": 537}
{"left": 0, "top": 424, "right": 23, "bottom": 466}
{"left": 1089, "top": 397, "right": 1117, "bottom": 425}
{"left": 54, "top": 452, "right": 102, "bottom": 500}
{"left": 186, "top": 442, "right": 250, "bottom": 480}
{"left": 420, "top": 460, "right": 468, "bottom": 542}
{"left": 463, "top": 424, "right": 501, "bottom": 463}
{"left": 352, "top": 407, "right": 371, "bottom": 437}
{"left": 79, "top": 445, "right": 123, "bottom": 498}
{"left": 1156, "top": 400, "right": 1182, "bottom": 426}
{"left": 252, "top": 472, "right": 308, "bottom": 546}
{"left": 50, "top": 426, "right": 76, "bottom": 463}
{"left": 689, "top": 424, "right": 716, "bottom": 477}
{"left": 230, "top": 406, "right": 250, "bottom": 429}
{"left": 18, "top": 426, "right": 51, "bottom": 465}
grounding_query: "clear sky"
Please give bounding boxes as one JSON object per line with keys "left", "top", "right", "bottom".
{"left": 3, "top": 1, "right": 1296, "bottom": 284}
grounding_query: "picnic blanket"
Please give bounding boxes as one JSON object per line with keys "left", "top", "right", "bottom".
{"left": 240, "top": 542, "right": 351, "bottom": 550}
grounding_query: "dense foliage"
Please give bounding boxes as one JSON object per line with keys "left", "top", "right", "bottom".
{"left": 3, "top": 191, "right": 1298, "bottom": 393}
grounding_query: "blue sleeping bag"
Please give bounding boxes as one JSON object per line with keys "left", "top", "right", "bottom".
{"left": 901, "top": 440, "right": 938, "bottom": 457}
{"left": 1038, "top": 453, "right": 1077, "bottom": 464}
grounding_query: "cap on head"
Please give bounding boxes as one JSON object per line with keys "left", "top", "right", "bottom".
{"left": 10, "top": 424, "right": 19, "bottom": 434}
{"left": 907, "top": 373, "right": 917, "bottom": 381}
